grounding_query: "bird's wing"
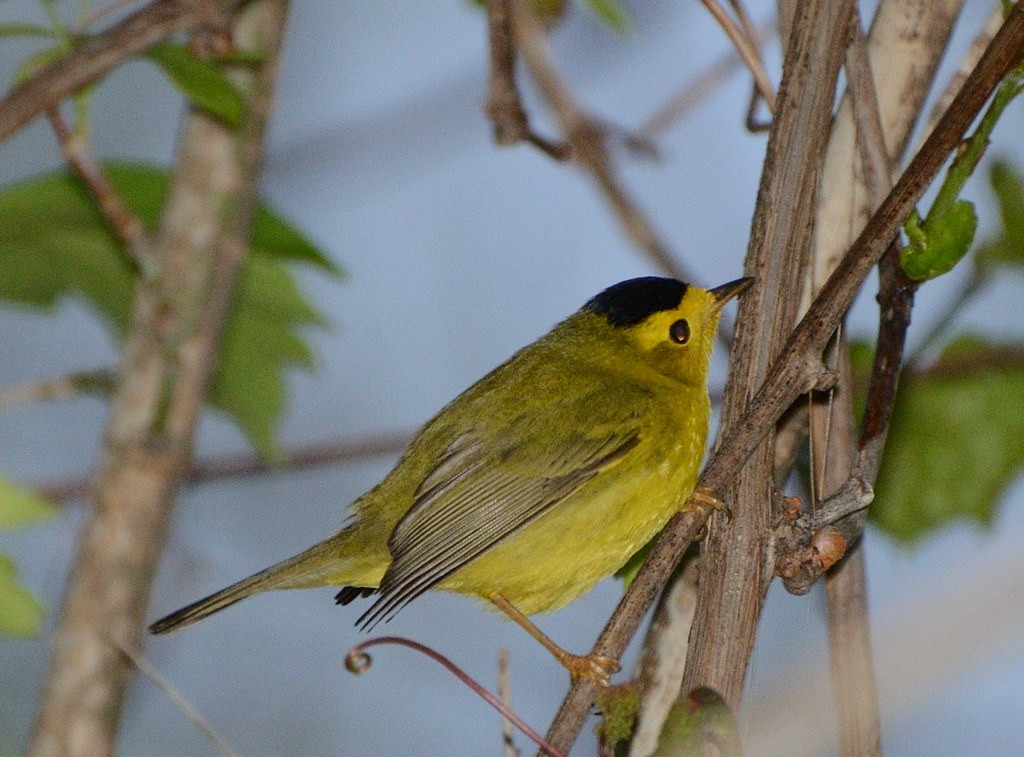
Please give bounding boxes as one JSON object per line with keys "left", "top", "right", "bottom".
{"left": 355, "top": 390, "right": 648, "bottom": 628}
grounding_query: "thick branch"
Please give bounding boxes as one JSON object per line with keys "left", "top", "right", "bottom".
{"left": 26, "top": 3, "right": 290, "bottom": 755}
{"left": 682, "top": 0, "right": 854, "bottom": 704}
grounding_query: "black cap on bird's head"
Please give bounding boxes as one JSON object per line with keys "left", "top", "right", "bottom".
{"left": 583, "top": 277, "right": 688, "bottom": 328}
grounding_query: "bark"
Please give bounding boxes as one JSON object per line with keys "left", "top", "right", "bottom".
{"left": 26, "top": 3, "right": 290, "bottom": 755}
{"left": 681, "top": 0, "right": 855, "bottom": 704}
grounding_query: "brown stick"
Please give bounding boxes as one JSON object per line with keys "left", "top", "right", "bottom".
{"left": 0, "top": 0, "right": 247, "bottom": 143}
{"left": 683, "top": 0, "right": 854, "bottom": 704}
{"left": 39, "top": 431, "right": 412, "bottom": 504}
{"left": 25, "top": 3, "right": 290, "bottom": 755}
{"left": 543, "top": 5, "right": 1024, "bottom": 751}
{"left": 45, "top": 108, "right": 150, "bottom": 266}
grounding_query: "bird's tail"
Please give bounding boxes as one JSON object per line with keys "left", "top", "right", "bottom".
{"left": 149, "top": 531, "right": 378, "bottom": 635}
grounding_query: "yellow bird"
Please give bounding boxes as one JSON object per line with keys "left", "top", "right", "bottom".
{"left": 151, "top": 276, "right": 751, "bottom": 683}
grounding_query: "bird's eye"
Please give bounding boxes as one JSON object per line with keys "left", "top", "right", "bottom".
{"left": 669, "top": 319, "right": 690, "bottom": 344}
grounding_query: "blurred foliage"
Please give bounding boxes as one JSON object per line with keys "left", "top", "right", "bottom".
{"left": 146, "top": 43, "right": 245, "bottom": 127}
{"left": 976, "top": 160, "right": 1024, "bottom": 273}
{"left": 653, "top": 687, "right": 741, "bottom": 757}
{"left": 0, "top": 163, "right": 340, "bottom": 459}
{"left": 595, "top": 683, "right": 640, "bottom": 751}
{"left": 468, "top": 0, "right": 631, "bottom": 30}
{"left": 855, "top": 337, "right": 1024, "bottom": 541}
{"left": 0, "top": 475, "right": 55, "bottom": 638}
{"left": 857, "top": 160, "right": 1024, "bottom": 541}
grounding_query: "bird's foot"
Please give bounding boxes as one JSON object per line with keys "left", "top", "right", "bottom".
{"left": 684, "top": 485, "right": 732, "bottom": 522}
{"left": 556, "top": 651, "right": 620, "bottom": 686}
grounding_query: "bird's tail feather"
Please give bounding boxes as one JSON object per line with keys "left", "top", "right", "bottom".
{"left": 149, "top": 539, "right": 354, "bottom": 635}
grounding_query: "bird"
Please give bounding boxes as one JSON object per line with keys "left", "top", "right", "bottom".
{"left": 150, "top": 275, "right": 752, "bottom": 684}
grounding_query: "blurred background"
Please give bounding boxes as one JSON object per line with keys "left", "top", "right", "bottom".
{"left": 1, "top": 1, "right": 1023, "bottom": 755}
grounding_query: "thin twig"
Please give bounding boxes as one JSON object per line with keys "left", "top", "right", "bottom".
{"left": 38, "top": 431, "right": 412, "bottom": 503}
{"left": 506, "top": 0, "right": 731, "bottom": 353}
{"left": 699, "top": 0, "right": 777, "bottom": 114}
{"left": 922, "top": 4, "right": 1005, "bottom": 144}
{"left": 46, "top": 107, "right": 151, "bottom": 267}
{"left": 542, "top": 7, "right": 1024, "bottom": 751}
{"left": 905, "top": 268, "right": 983, "bottom": 368}
{"left": 484, "top": 0, "right": 569, "bottom": 160}
{"left": 639, "top": 37, "right": 748, "bottom": 138}
{"left": 116, "top": 639, "right": 238, "bottom": 757}
{"left": 0, "top": 369, "right": 116, "bottom": 411}
{"left": 76, "top": 0, "right": 146, "bottom": 32}
{"left": 0, "top": 0, "right": 246, "bottom": 142}
{"left": 499, "top": 649, "right": 519, "bottom": 757}
{"left": 346, "top": 637, "right": 564, "bottom": 757}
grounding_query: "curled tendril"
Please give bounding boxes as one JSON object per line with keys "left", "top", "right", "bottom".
{"left": 344, "top": 649, "right": 371, "bottom": 674}
{"left": 345, "top": 636, "right": 566, "bottom": 757}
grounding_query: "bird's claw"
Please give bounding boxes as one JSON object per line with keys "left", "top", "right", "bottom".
{"left": 684, "top": 485, "right": 732, "bottom": 522}
{"left": 559, "top": 652, "right": 620, "bottom": 686}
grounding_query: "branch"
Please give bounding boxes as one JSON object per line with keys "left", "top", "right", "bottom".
{"left": 543, "top": 4, "right": 1024, "bottom": 751}
{"left": 810, "top": 1, "right": 956, "bottom": 750}
{"left": 507, "top": 0, "right": 693, "bottom": 285}
{"left": 46, "top": 108, "right": 151, "bottom": 267}
{"left": 0, "top": 0, "right": 247, "bottom": 142}
{"left": 484, "top": 0, "right": 569, "bottom": 160}
{"left": 682, "top": 0, "right": 853, "bottom": 706}
{"left": 699, "top": 0, "right": 776, "bottom": 114}
{"left": 0, "top": 369, "right": 116, "bottom": 411}
{"left": 26, "top": 2, "right": 291, "bottom": 754}
{"left": 39, "top": 431, "right": 412, "bottom": 504}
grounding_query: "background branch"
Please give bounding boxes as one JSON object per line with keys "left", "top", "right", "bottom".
{"left": 46, "top": 107, "right": 150, "bottom": 264}
{"left": 508, "top": 0, "right": 692, "bottom": 285}
{"left": 808, "top": 2, "right": 964, "bottom": 752}
{"left": 25, "top": 2, "right": 290, "bottom": 754}
{"left": 38, "top": 431, "right": 412, "bottom": 504}
{"left": 0, "top": 0, "right": 246, "bottom": 142}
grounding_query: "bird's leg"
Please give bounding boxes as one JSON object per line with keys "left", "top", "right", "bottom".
{"left": 490, "top": 593, "right": 619, "bottom": 686}
{"left": 683, "top": 484, "right": 732, "bottom": 522}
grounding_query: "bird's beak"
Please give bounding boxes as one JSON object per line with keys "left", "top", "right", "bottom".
{"left": 709, "top": 276, "right": 754, "bottom": 311}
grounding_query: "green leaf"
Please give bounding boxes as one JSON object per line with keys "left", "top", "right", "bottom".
{"left": 0, "top": 23, "right": 56, "bottom": 38}
{"left": 976, "top": 159, "right": 1024, "bottom": 271}
{"left": 210, "top": 255, "right": 323, "bottom": 459}
{"left": 0, "top": 475, "right": 55, "bottom": 531}
{"left": 581, "top": 0, "right": 633, "bottom": 31}
{"left": 252, "top": 205, "right": 340, "bottom": 273}
{"left": 0, "top": 554, "right": 45, "bottom": 638}
{"left": 0, "top": 164, "right": 338, "bottom": 459}
{"left": 868, "top": 336, "right": 1024, "bottom": 541}
{"left": 900, "top": 200, "right": 978, "bottom": 281}
{"left": 146, "top": 43, "right": 245, "bottom": 127}
{"left": 595, "top": 684, "right": 640, "bottom": 750}
{"left": 0, "top": 168, "right": 136, "bottom": 329}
